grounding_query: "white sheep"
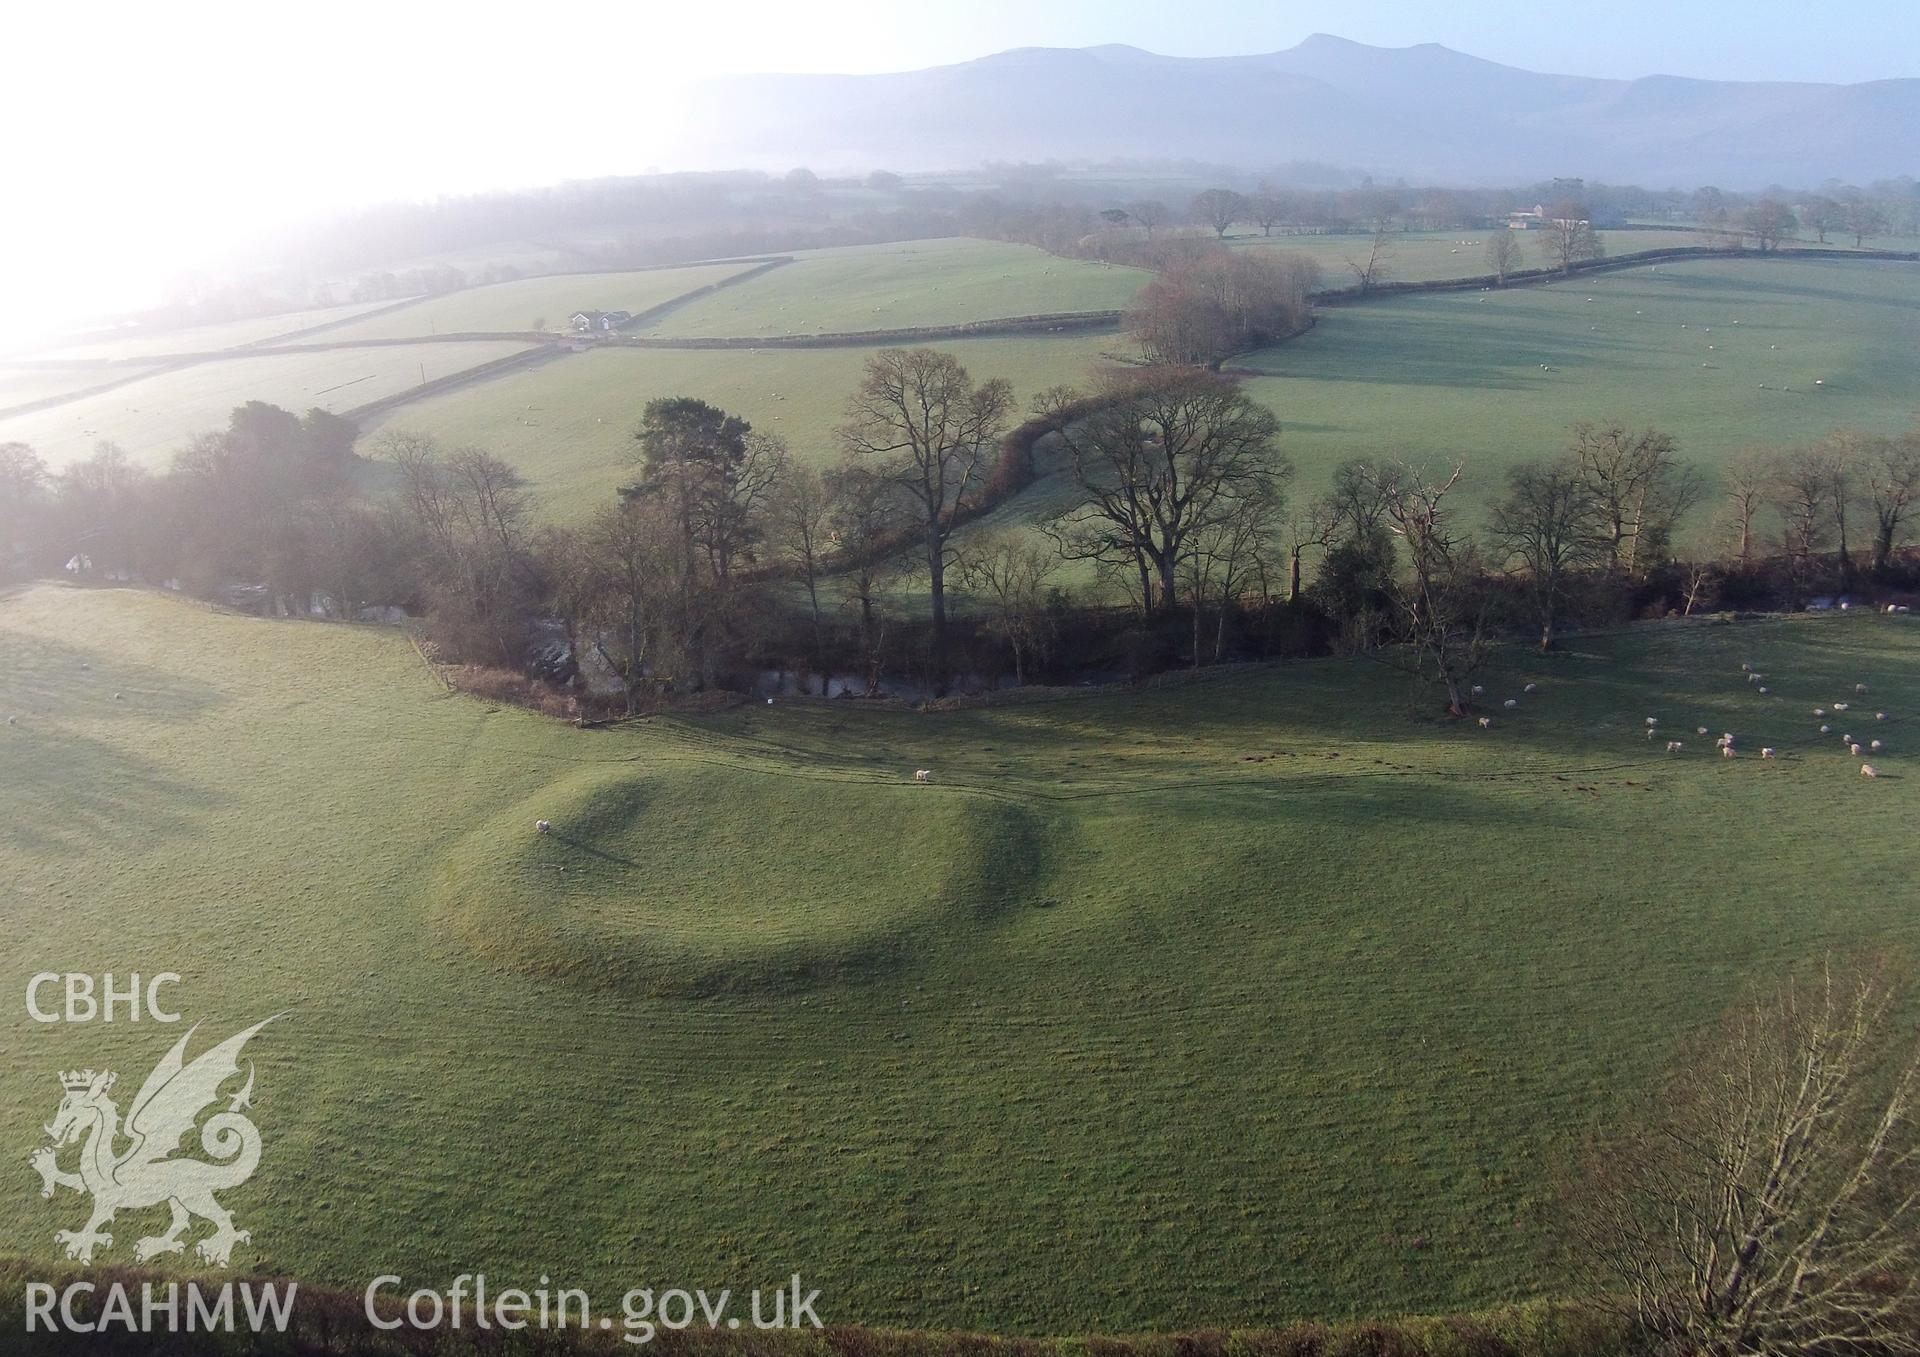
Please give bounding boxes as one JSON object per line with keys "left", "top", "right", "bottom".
{"left": 914, "top": 769, "right": 932, "bottom": 783}
{"left": 1875, "top": 711, "right": 1887, "bottom": 721}
{"left": 1870, "top": 739, "right": 1883, "bottom": 751}
{"left": 1478, "top": 717, "right": 1492, "bottom": 728}
{"left": 1758, "top": 687, "right": 1769, "bottom": 694}
{"left": 5, "top": 716, "right": 13, "bottom": 726}
{"left": 1504, "top": 699, "right": 1518, "bottom": 709}
{"left": 1646, "top": 716, "right": 1659, "bottom": 725}
{"left": 1861, "top": 763, "right": 1878, "bottom": 778}
{"left": 1814, "top": 707, "right": 1825, "bottom": 716}
{"left": 1761, "top": 747, "right": 1776, "bottom": 758}
{"left": 1697, "top": 726, "right": 1710, "bottom": 736}
{"left": 1523, "top": 683, "right": 1537, "bottom": 693}
{"left": 535, "top": 820, "right": 551, "bottom": 834}
{"left": 1740, "top": 662, "right": 1752, "bottom": 672}
{"left": 1820, "top": 724, "right": 1832, "bottom": 734}
{"left": 1850, "top": 743, "right": 1863, "bottom": 756}
{"left": 1856, "top": 683, "right": 1869, "bottom": 695}
{"left": 1471, "top": 685, "right": 1484, "bottom": 696}
{"left": 1842, "top": 733, "right": 1854, "bottom": 744}
{"left": 113, "top": 692, "right": 123, "bottom": 701}
{"left": 1722, "top": 745, "right": 1737, "bottom": 759}
{"left": 1647, "top": 727, "right": 1658, "bottom": 738}
{"left": 1666, "top": 740, "right": 1683, "bottom": 752}
{"left": 1834, "top": 702, "right": 1850, "bottom": 711}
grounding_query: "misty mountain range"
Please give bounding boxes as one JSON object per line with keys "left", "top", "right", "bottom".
{"left": 677, "top": 34, "right": 1920, "bottom": 188}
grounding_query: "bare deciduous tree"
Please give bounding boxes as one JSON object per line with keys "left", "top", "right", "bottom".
{"left": 1191, "top": 188, "right": 1247, "bottom": 239}
{"left": 960, "top": 534, "right": 1059, "bottom": 683}
{"left": 768, "top": 462, "right": 836, "bottom": 658}
{"left": 840, "top": 348, "right": 1012, "bottom": 690}
{"left": 1742, "top": 199, "right": 1799, "bottom": 252}
{"left": 1864, "top": 428, "right": 1920, "bottom": 574}
{"left": 1487, "top": 457, "right": 1605, "bottom": 651}
{"left": 1485, "top": 231, "right": 1522, "bottom": 285}
{"left": 383, "top": 431, "right": 536, "bottom": 664}
{"left": 1048, "top": 367, "right": 1290, "bottom": 617}
{"left": 1772, "top": 446, "right": 1834, "bottom": 586}
{"left": 1126, "top": 200, "right": 1170, "bottom": 238}
{"left": 1567, "top": 962, "right": 1920, "bottom": 1357}
{"left": 1363, "top": 459, "right": 1491, "bottom": 714}
{"left": 1281, "top": 497, "right": 1341, "bottom": 605}
{"left": 1569, "top": 422, "right": 1703, "bottom": 575}
{"left": 1344, "top": 222, "right": 1395, "bottom": 293}
{"left": 1718, "top": 446, "right": 1777, "bottom": 567}
{"left": 825, "top": 465, "right": 912, "bottom": 697}
{"left": 1538, "top": 202, "right": 1604, "bottom": 275}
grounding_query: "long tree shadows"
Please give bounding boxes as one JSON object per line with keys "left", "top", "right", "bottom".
{"left": 1, "top": 620, "right": 228, "bottom": 859}
{"left": 1, "top": 620, "right": 224, "bottom": 726}
{"left": 0, "top": 720, "right": 224, "bottom": 858}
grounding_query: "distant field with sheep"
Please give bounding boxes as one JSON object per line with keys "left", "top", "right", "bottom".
{"left": 1235, "top": 256, "right": 1920, "bottom": 532}
{"left": 4, "top": 583, "right": 1916, "bottom": 1332}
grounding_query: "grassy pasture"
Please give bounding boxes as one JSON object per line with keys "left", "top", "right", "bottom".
{"left": 0, "top": 363, "right": 161, "bottom": 414}
{"left": 25, "top": 301, "right": 402, "bottom": 362}
{"left": 1238, "top": 256, "right": 1920, "bottom": 533}
{"left": 4, "top": 584, "right": 1918, "bottom": 1331}
{"left": 0, "top": 342, "right": 540, "bottom": 471}
{"left": 313, "top": 263, "right": 764, "bottom": 341}
{"left": 1230, "top": 228, "right": 1855, "bottom": 285}
{"left": 645, "top": 237, "right": 1152, "bottom": 338}
{"left": 366, "top": 331, "right": 1126, "bottom": 513}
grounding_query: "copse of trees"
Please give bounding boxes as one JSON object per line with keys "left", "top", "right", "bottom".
{"left": 1125, "top": 249, "right": 1318, "bottom": 366}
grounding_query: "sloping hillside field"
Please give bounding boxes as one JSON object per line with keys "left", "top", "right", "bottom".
{"left": 1240, "top": 257, "right": 1920, "bottom": 520}
{"left": 0, "top": 342, "right": 542, "bottom": 471}
{"left": 4, "top": 585, "right": 1917, "bottom": 1330}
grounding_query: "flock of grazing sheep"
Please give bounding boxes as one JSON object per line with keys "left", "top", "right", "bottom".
{"left": 1467, "top": 617, "right": 1905, "bottom": 781}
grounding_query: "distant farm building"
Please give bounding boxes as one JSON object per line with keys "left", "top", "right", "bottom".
{"left": 569, "top": 310, "right": 632, "bottom": 333}
{"left": 1506, "top": 204, "right": 1590, "bottom": 231}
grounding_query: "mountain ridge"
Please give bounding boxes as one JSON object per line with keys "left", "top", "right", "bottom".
{"left": 667, "top": 35, "right": 1918, "bottom": 187}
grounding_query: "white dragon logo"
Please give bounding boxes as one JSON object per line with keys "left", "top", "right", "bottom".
{"left": 29, "top": 1018, "right": 275, "bottom": 1267}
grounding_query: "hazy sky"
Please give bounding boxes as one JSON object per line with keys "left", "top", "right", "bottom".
{"left": 5, "top": 0, "right": 1917, "bottom": 342}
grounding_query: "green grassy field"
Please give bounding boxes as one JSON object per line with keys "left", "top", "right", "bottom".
{"left": 5, "top": 584, "right": 1917, "bottom": 1331}
{"left": 645, "top": 238, "right": 1152, "bottom": 338}
{"left": 0, "top": 342, "right": 541, "bottom": 471}
{"left": 1237, "top": 256, "right": 1920, "bottom": 532}
{"left": 313, "top": 263, "right": 763, "bottom": 341}
{"left": 1230, "top": 229, "right": 1857, "bottom": 285}
{"left": 0, "top": 363, "right": 161, "bottom": 414}
{"left": 366, "top": 331, "right": 1126, "bottom": 513}
{"left": 27, "top": 302, "right": 401, "bottom": 362}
